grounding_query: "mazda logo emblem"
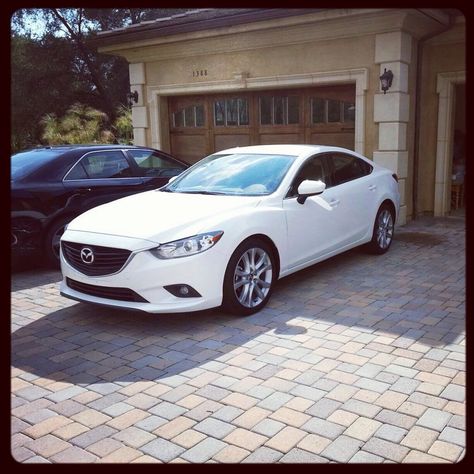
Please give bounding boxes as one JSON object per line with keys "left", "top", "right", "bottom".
{"left": 80, "top": 247, "right": 94, "bottom": 264}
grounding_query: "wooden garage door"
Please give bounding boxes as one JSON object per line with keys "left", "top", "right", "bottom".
{"left": 169, "top": 84, "right": 355, "bottom": 164}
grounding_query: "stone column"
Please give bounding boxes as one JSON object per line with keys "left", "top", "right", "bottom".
{"left": 373, "top": 31, "right": 412, "bottom": 225}
{"left": 129, "top": 63, "right": 148, "bottom": 146}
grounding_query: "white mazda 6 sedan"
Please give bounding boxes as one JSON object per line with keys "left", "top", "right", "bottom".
{"left": 60, "top": 145, "right": 400, "bottom": 316}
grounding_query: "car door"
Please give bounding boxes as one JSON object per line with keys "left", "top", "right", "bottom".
{"left": 126, "top": 149, "right": 187, "bottom": 191}
{"left": 62, "top": 150, "right": 146, "bottom": 215}
{"left": 283, "top": 153, "right": 343, "bottom": 270}
{"left": 324, "top": 152, "right": 377, "bottom": 246}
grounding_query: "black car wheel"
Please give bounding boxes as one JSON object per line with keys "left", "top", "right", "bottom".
{"left": 43, "top": 216, "right": 72, "bottom": 268}
{"left": 222, "top": 238, "right": 276, "bottom": 316}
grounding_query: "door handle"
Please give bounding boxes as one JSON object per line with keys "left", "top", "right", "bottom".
{"left": 329, "top": 199, "right": 340, "bottom": 207}
{"left": 368, "top": 184, "right": 377, "bottom": 191}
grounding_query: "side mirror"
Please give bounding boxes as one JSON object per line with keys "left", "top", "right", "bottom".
{"left": 297, "top": 179, "right": 326, "bottom": 204}
{"left": 168, "top": 175, "right": 178, "bottom": 184}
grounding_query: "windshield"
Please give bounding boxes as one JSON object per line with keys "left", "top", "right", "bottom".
{"left": 11, "top": 149, "right": 63, "bottom": 181}
{"left": 163, "top": 153, "right": 297, "bottom": 196}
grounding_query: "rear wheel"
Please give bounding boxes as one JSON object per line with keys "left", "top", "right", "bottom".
{"left": 367, "top": 204, "right": 395, "bottom": 254}
{"left": 223, "top": 239, "right": 276, "bottom": 316}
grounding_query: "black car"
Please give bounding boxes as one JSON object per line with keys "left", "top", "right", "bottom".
{"left": 11, "top": 144, "right": 188, "bottom": 266}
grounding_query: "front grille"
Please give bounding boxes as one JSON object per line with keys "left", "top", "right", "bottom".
{"left": 61, "top": 241, "right": 132, "bottom": 276}
{"left": 66, "top": 278, "right": 148, "bottom": 303}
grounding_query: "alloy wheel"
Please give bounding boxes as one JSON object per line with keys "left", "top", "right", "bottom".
{"left": 376, "top": 209, "right": 394, "bottom": 249}
{"left": 233, "top": 247, "right": 273, "bottom": 308}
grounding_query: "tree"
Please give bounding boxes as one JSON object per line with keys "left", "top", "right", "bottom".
{"left": 11, "top": 8, "right": 189, "bottom": 150}
{"left": 11, "top": 9, "right": 188, "bottom": 120}
{"left": 11, "top": 34, "right": 86, "bottom": 151}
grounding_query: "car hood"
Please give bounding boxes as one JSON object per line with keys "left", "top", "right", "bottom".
{"left": 67, "top": 190, "right": 262, "bottom": 244}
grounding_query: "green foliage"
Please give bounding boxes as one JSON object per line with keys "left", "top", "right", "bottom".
{"left": 39, "top": 103, "right": 134, "bottom": 145}
{"left": 113, "top": 105, "right": 133, "bottom": 144}
{"left": 41, "top": 103, "right": 115, "bottom": 145}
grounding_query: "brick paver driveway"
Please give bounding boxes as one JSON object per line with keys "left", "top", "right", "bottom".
{"left": 11, "top": 216, "right": 465, "bottom": 463}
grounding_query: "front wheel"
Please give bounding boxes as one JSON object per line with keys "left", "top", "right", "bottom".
{"left": 222, "top": 239, "right": 276, "bottom": 316}
{"left": 367, "top": 204, "right": 395, "bottom": 254}
{"left": 43, "top": 216, "right": 72, "bottom": 268}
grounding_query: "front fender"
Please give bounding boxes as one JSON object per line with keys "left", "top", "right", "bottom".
{"left": 209, "top": 206, "right": 288, "bottom": 279}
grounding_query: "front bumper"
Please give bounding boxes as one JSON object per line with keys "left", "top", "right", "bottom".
{"left": 59, "top": 236, "right": 227, "bottom": 313}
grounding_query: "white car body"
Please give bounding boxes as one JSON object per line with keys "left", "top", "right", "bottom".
{"left": 60, "top": 145, "right": 400, "bottom": 313}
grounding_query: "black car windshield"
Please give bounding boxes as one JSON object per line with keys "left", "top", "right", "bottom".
{"left": 11, "top": 149, "right": 64, "bottom": 181}
{"left": 163, "top": 153, "right": 297, "bottom": 196}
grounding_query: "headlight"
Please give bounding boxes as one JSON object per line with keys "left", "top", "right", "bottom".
{"left": 150, "top": 231, "right": 224, "bottom": 259}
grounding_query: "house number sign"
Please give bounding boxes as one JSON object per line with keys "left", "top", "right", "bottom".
{"left": 192, "top": 69, "right": 208, "bottom": 77}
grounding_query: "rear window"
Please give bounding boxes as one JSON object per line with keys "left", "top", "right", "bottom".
{"left": 11, "top": 149, "right": 63, "bottom": 181}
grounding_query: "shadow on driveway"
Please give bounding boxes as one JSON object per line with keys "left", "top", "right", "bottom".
{"left": 11, "top": 217, "right": 465, "bottom": 386}
{"left": 11, "top": 256, "right": 61, "bottom": 292}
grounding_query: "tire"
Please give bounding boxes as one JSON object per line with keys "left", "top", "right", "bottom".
{"left": 367, "top": 204, "right": 395, "bottom": 254}
{"left": 43, "top": 216, "right": 72, "bottom": 268}
{"left": 222, "top": 238, "right": 276, "bottom": 316}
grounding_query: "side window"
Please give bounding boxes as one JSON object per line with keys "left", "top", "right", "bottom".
{"left": 128, "top": 150, "right": 186, "bottom": 177}
{"left": 65, "top": 160, "right": 88, "bottom": 180}
{"left": 330, "top": 153, "right": 372, "bottom": 186}
{"left": 287, "top": 156, "right": 328, "bottom": 198}
{"left": 66, "top": 151, "right": 132, "bottom": 180}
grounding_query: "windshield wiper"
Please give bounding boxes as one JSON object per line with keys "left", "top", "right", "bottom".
{"left": 178, "top": 190, "right": 227, "bottom": 195}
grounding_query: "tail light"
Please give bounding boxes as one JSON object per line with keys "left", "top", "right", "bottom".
{"left": 392, "top": 173, "right": 398, "bottom": 183}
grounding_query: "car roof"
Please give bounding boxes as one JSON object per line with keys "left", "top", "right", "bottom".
{"left": 21, "top": 144, "right": 155, "bottom": 153}
{"left": 215, "top": 144, "right": 357, "bottom": 157}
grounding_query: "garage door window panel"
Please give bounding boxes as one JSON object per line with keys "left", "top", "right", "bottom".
{"left": 311, "top": 98, "right": 326, "bottom": 124}
{"left": 311, "top": 98, "right": 355, "bottom": 125}
{"left": 343, "top": 102, "right": 356, "bottom": 123}
{"left": 328, "top": 99, "right": 342, "bottom": 123}
{"left": 259, "top": 96, "right": 300, "bottom": 126}
{"left": 172, "top": 104, "right": 205, "bottom": 128}
{"left": 238, "top": 98, "right": 249, "bottom": 125}
{"left": 214, "top": 98, "right": 249, "bottom": 127}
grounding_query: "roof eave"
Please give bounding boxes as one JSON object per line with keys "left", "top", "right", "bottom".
{"left": 90, "top": 8, "right": 324, "bottom": 48}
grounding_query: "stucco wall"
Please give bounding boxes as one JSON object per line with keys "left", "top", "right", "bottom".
{"left": 143, "top": 32, "right": 379, "bottom": 158}
{"left": 417, "top": 23, "right": 465, "bottom": 214}
{"left": 144, "top": 35, "right": 375, "bottom": 85}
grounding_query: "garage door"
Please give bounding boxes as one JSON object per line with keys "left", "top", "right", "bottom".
{"left": 168, "top": 85, "right": 355, "bottom": 164}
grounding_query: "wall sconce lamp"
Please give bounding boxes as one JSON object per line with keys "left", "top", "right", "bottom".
{"left": 379, "top": 68, "right": 394, "bottom": 94}
{"left": 127, "top": 90, "right": 139, "bottom": 105}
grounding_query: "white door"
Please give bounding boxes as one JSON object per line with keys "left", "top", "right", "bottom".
{"left": 326, "top": 152, "right": 377, "bottom": 244}
{"left": 283, "top": 154, "right": 342, "bottom": 270}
